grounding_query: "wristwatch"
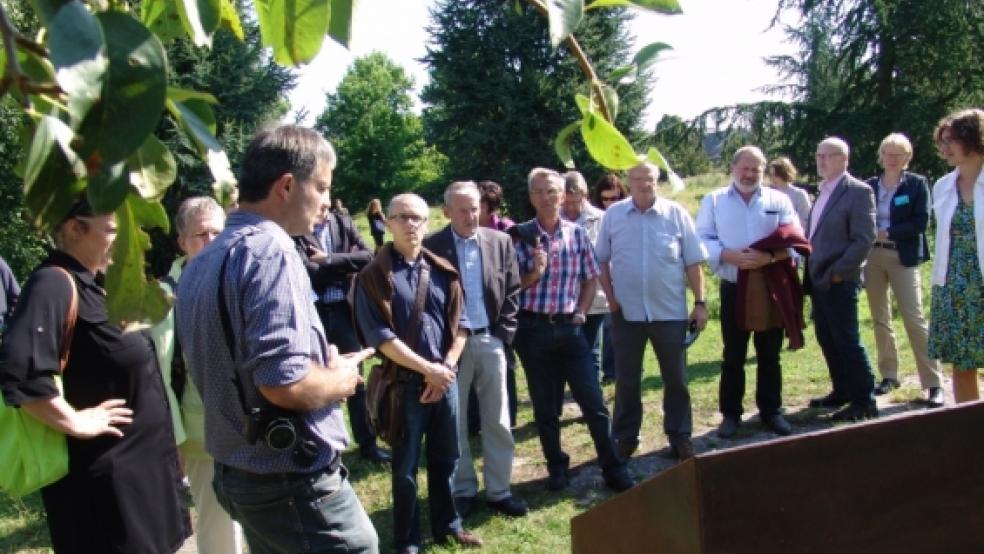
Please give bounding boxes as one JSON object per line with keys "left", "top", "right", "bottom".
{"left": 694, "top": 300, "right": 706, "bottom": 307}
{"left": 572, "top": 311, "right": 587, "bottom": 324}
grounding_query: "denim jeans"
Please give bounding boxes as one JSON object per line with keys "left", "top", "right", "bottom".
{"left": 811, "top": 282, "right": 876, "bottom": 404}
{"left": 513, "top": 314, "right": 623, "bottom": 477}
{"left": 582, "top": 313, "right": 606, "bottom": 378}
{"left": 316, "top": 301, "right": 377, "bottom": 449}
{"left": 213, "top": 463, "right": 378, "bottom": 554}
{"left": 391, "top": 374, "right": 462, "bottom": 551}
{"left": 601, "top": 314, "right": 616, "bottom": 380}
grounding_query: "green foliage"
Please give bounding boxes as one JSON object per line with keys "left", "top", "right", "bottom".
{"left": 0, "top": 101, "right": 47, "bottom": 282}
{"left": 651, "top": 114, "right": 712, "bottom": 177}
{"left": 422, "top": 1, "right": 653, "bottom": 217}
{"left": 695, "top": 0, "right": 984, "bottom": 182}
{"left": 315, "top": 52, "right": 444, "bottom": 208}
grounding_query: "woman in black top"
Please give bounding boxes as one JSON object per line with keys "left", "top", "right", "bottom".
{"left": 367, "top": 197, "right": 386, "bottom": 249}
{"left": 0, "top": 199, "right": 190, "bottom": 553}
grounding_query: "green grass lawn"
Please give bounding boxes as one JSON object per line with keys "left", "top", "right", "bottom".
{"left": 2, "top": 174, "right": 970, "bottom": 553}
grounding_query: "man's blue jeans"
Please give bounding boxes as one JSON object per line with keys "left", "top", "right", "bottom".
{"left": 391, "top": 374, "right": 462, "bottom": 551}
{"left": 811, "top": 282, "right": 875, "bottom": 404}
{"left": 513, "top": 314, "right": 622, "bottom": 478}
{"left": 213, "top": 463, "right": 378, "bottom": 554}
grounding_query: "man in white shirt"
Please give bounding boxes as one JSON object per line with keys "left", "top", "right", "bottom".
{"left": 696, "top": 146, "right": 799, "bottom": 438}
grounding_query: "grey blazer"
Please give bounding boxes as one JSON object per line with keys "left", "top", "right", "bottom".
{"left": 805, "top": 173, "right": 876, "bottom": 291}
{"left": 423, "top": 226, "right": 521, "bottom": 345}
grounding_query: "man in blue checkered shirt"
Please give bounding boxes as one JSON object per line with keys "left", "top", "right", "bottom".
{"left": 512, "top": 167, "right": 633, "bottom": 494}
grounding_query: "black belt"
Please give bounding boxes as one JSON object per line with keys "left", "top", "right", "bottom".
{"left": 520, "top": 310, "right": 575, "bottom": 324}
{"left": 467, "top": 326, "right": 491, "bottom": 336}
{"left": 873, "top": 241, "right": 896, "bottom": 250}
{"left": 219, "top": 453, "right": 341, "bottom": 483}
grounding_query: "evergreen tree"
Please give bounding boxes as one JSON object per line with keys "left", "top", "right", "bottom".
{"left": 314, "top": 52, "right": 444, "bottom": 209}
{"left": 422, "top": 1, "right": 651, "bottom": 217}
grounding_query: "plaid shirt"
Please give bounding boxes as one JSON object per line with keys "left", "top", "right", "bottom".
{"left": 516, "top": 218, "right": 600, "bottom": 314}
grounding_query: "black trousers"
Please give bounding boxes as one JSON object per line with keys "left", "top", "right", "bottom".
{"left": 315, "top": 301, "right": 377, "bottom": 448}
{"left": 718, "top": 281, "right": 784, "bottom": 418}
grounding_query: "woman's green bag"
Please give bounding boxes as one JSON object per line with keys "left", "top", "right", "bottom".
{"left": 0, "top": 377, "right": 69, "bottom": 497}
{"left": 0, "top": 266, "right": 77, "bottom": 498}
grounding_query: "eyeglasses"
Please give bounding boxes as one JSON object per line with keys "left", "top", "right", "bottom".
{"left": 388, "top": 213, "right": 428, "bottom": 226}
{"left": 600, "top": 194, "right": 621, "bottom": 202}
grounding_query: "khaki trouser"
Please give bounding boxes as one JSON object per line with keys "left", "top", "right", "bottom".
{"left": 863, "top": 246, "right": 943, "bottom": 388}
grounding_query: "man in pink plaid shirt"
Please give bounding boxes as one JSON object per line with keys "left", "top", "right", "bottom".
{"left": 511, "top": 167, "right": 633, "bottom": 494}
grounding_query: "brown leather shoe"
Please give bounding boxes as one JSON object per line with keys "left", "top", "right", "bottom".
{"left": 445, "top": 529, "right": 484, "bottom": 548}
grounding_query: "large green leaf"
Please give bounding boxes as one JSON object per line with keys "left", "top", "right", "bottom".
{"left": 586, "top": 0, "right": 682, "bottom": 14}
{"left": 219, "top": 0, "right": 246, "bottom": 41}
{"left": 580, "top": 111, "right": 638, "bottom": 170}
{"left": 22, "top": 115, "right": 87, "bottom": 230}
{"left": 599, "top": 83, "right": 619, "bottom": 121}
{"left": 166, "top": 96, "right": 236, "bottom": 196}
{"left": 646, "top": 146, "right": 685, "bottom": 192}
{"left": 255, "top": 0, "right": 332, "bottom": 66}
{"left": 175, "top": 0, "right": 223, "bottom": 47}
{"left": 0, "top": 44, "right": 60, "bottom": 113}
{"left": 27, "top": 0, "right": 72, "bottom": 26}
{"left": 74, "top": 11, "right": 168, "bottom": 180}
{"left": 46, "top": 1, "right": 108, "bottom": 129}
{"left": 554, "top": 121, "right": 580, "bottom": 169}
{"left": 633, "top": 41, "right": 672, "bottom": 71}
{"left": 127, "top": 134, "right": 177, "bottom": 199}
{"left": 547, "top": 0, "right": 584, "bottom": 48}
{"left": 105, "top": 193, "right": 172, "bottom": 328}
{"left": 87, "top": 161, "right": 130, "bottom": 214}
{"left": 166, "top": 86, "right": 219, "bottom": 105}
{"left": 327, "top": 0, "right": 355, "bottom": 48}
{"left": 141, "top": 0, "right": 186, "bottom": 43}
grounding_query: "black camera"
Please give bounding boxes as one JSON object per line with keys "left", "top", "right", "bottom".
{"left": 244, "top": 408, "right": 320, "bottom": 467}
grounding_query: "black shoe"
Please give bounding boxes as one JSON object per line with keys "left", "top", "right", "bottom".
{"left": 487, "top": 495, "right": 529, "bottom": 517}
{"left": 762, "top": 414, "right": 792, "bottom": 436}
{"left": 831, "top": 401, "right": 879, "bottom": 422}
{"left": 809, "top": 393, "right": 849, "bottom": 409}
{"left": 359, "top": 445, "right": 391, "bottom": 463}
{"left": 546, "top": 470, "right": 569, "bottom": 491}
{"left": 927, "top": 387, "right": 944, "bottom": 408}
{"left": 717, "top": 416, "right": 740, "bottom": 438}
{"left": 603, "top": 468, "right": 635, "bottom": 492}
{"left": 454, "top": 495, "right": 475, "bottom": 518}
{"left": 873, "top": 378, "right": 900, "bottom": 396}
{"left": 670, "top": 437, "right": 695, "bottom": 461}
{"left": 616, "top": 440, "right": 638, "bottom": 461}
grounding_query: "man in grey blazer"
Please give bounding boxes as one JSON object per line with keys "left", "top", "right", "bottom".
{"left": 805, "top": 137, "right": 878, "bottom": 421}
{"left": 424, "top": 181, "right": 528, "bottom": 518}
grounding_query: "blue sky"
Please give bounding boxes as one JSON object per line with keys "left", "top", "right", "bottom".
{"left": 288, "top": 0, "right": 798, "bottom": 128}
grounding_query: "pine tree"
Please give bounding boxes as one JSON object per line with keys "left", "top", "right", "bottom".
{"left": 422, "top": 1, "right": 651, "bottom": 217}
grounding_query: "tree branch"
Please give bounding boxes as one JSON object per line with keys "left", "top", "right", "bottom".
{"left": 522, "top": 0, "right": 613, "bottom": 122}
{"left": 0, "top": 4, "right": 30, "bottom": 108}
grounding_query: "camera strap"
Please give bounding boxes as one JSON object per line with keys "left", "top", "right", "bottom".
{"left": 214, "top": 248, "right": 258, "bottom": 419}
{"left": 404, "top": 257, "right": 431, "bottom": 353}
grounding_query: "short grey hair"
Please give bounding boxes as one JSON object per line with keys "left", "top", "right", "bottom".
{"left": 731, "top": 145, "right": 767, "bottom": 167}
{"left": 630, "top": 160, "right": 661, "bottom": 181}
{"left": 443, "top": 181, "right": 481, "bottom": 206}
{"left": 175, "top": 196, "right": 225, "bottom": 236}
{"left": 387, "top": 193, "right": 429, "bottom": 217}
{"left": 527, "top": 167, "right": 564, "bottom": 193}
{"left": 563, "top": 171, "right": 588, "bottom": 195}
{"left": 819, "top": 136, "right": 850, "bottom": 157}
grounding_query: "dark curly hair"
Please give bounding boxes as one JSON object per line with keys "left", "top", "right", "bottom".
{"left": 477, "top": 180, "right": 505, "bottom": 213}
{"left": 935, "top": 108, "right": 984, "bottom": 157}
{"left": 590, "top": 174, "right": 627, "bottom": 209}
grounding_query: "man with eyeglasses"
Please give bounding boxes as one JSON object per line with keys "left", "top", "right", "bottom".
{"left": 354, "top": 193, "right": 482, "bottom": 553}
{"left": 511, "top": 168, "right": 634, "bottom": 493}
{"left": 805, "top": 137, "right": 878, "bottom": 422}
